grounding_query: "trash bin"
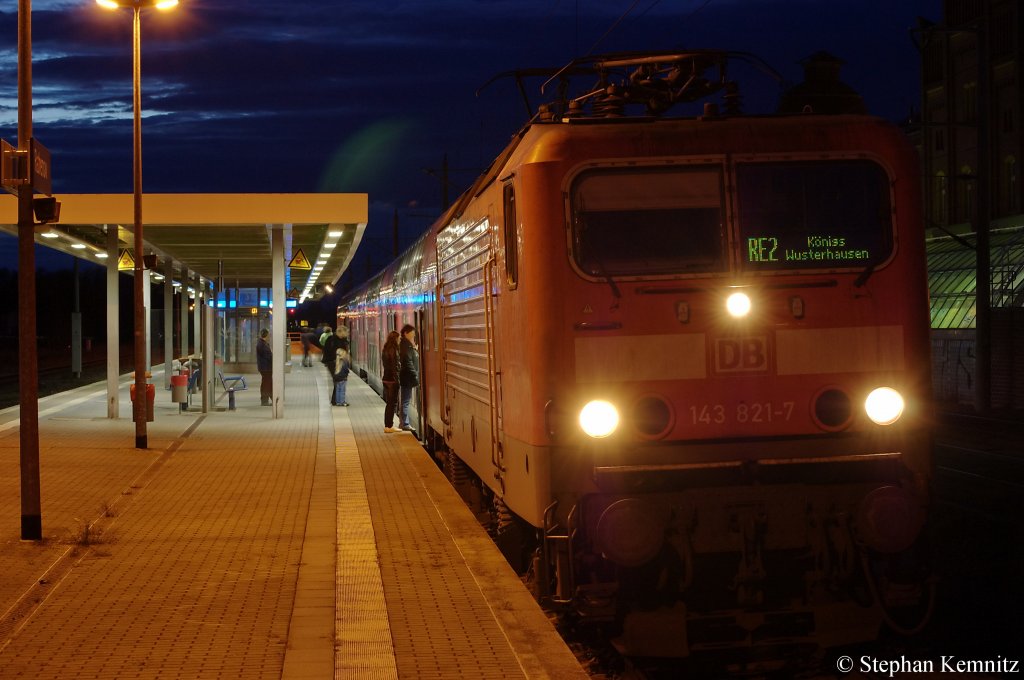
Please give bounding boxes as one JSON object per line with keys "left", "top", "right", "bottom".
{"left": 170, "top": 374, "right": 188, "bottom": 403}
{"left": 130, "top": 382, "right": 156, "bottom": 422}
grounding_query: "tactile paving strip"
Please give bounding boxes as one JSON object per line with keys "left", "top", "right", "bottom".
{"left": 333, "top": 392, "right": 399, "bottom": 679}
{"left": 341, "top": 382, "right": 527, "bottom": 680}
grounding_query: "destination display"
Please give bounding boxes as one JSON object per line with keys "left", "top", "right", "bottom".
{"left": 736, "top": 160, "right": 892, "bottom": 271}
{"left": 745, "top": 233, "right": 872, "bottom": 265}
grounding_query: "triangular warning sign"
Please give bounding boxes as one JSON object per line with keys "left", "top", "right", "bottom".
{"left": 117, "top": 249, "right": 135, "bottom": 271}
{"left": 288, "top": 248, "right": 312, "bottom": 270}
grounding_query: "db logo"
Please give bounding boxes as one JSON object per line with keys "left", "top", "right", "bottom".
{"left": 714, "top": 336, "right": 769, "bottom": 374}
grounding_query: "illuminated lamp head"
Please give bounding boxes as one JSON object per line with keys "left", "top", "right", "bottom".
{"left": 864, "top": 387, "right": 904, "bottom": 425}
{"left": 726, "top": 291, "right": 752, "bottom": 318}
{"left": 579, "top": 400, "right": 619, "bottom": 438}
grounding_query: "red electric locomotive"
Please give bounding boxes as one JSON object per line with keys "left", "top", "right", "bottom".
{"left": 340, "top": 51, "right": 932, "bottom": 662}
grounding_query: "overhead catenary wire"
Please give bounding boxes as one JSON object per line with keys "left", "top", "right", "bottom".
{"left": 591, "top": 0, "right": 720, "bottom": 55}
{"left": 585, "top": 0, "right": 643, "bottom": 56}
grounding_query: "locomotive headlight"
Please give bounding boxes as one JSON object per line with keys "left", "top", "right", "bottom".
{"left": 864, "top": 387, "right": 904, "bottom": 425}
{"left": 579, "top": 400, "right": 620, "bottom": 438}
{"left": 726, "top": 292, "right": 752, "bottom": 318}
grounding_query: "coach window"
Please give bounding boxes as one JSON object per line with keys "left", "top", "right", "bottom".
{"left": 503, "top": 182, "right": 518, "bottom": 289}
{"left": 570, "top": 166, "right": 726, "bottom": 277}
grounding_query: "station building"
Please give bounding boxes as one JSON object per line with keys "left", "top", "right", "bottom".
{"left": 917, "top": 0, "right": 1024, "bottom": 409}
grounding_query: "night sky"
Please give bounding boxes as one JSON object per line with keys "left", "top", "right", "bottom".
{"left": 1, "top": 0, "right": 939, "bottom": 276}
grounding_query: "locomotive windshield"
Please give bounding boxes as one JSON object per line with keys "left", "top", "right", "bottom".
{"left": 736, "top": 160, "right": 893, "bottom": 271}
{"left": 570, "top": 166, "right": 727, "bottom": 276}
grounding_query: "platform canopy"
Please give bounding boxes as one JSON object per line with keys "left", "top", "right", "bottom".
{"left": 0, "top": 193, "right": 368, "bottom": 301}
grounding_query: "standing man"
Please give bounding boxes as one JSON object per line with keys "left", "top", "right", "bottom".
{"left": 257, "top": 328, "right": 273, "bottom": 406}
{"left": 300, "top": 330, "right": 312, "bottom": 367}
{"left": 398, "top": 324, "right": 419, "bottom": 431}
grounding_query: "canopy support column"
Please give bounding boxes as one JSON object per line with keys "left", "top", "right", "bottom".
{"left": 143, "top": 263, "right": 151, "bottom": 375}
{"left": 272, "top": 224, "right": 285, "bottom": 419}
{"left": 201, "top": 279, "right": 213, "bottom": 413}
{"left": 106, "top": 224, "right": 120, "bottom": 419}
{"left": 180, "top": 266, "right": 189, "bottom": 359}
{"left": 192, "top": 274, "right": 201, "bottom": 367}
{"left": 163, "top": 258, "right": 173, "bottom": 390}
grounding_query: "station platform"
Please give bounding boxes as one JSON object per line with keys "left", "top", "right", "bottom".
{"left": 0, "top": 359, "right": 589, "bottom": 679}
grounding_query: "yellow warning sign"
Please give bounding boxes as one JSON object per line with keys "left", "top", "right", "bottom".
{"left": 288, "top": 248, "right": 312, "bottom": 270}
{"left": 117, "top": 249, "right": 135, "bottom": 271}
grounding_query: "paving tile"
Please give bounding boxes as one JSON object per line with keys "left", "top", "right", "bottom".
{"left": 0, "top": 360, "right": 586, "bottom": 680}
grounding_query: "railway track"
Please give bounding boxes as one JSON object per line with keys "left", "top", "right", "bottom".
{"left": 0, "top": 352, "right": 134, "bottom": 410}
{"left": 933, "top": 411, "right": 1024, "bottom": 523}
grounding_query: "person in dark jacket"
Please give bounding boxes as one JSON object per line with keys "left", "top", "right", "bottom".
{"left": 381, "top": 330, "right": 401, "bottom": 432}
{"left": 256, "top": 328, "right": 272, "bottom": 406}
{"left": 322, "top": 326, "right": 350, "bottom": 406}
{"left": 398, "top": 324, "right": 419, "bottom": 430}
{"left": 300, "top": 329, "right": 321, "bottom": 367}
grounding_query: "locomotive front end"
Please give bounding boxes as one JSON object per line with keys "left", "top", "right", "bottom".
{"left": 535, "top": 115, "right": 932, "bottom": 660}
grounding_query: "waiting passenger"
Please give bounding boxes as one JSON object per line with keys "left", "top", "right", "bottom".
{"left": 398, "top": 324, "right": 419, "bottom": 431}
{"left": 322, "top": 326, "right": 349, "bottom": 406}
{"left": 300, "top": 329, "right": 319, "bottom": 367}
{"left": 319, "top": 325, "right": 333, "bottom": 349}
{"left": 381, "top": 330, "right": 401, "bottom": 432}
{"left": 256, "top": 328, "right": 272, "bottom": 406}
{"left": 333, "top": 348, "right": 351, "bottom": 407}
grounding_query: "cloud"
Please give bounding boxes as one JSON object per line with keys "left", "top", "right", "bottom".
{"left": 0, "top": 0, "right": 939, "bottom": 272}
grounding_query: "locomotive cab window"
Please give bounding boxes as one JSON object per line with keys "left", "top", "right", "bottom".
{"left": 736, "top": 160, "right": 894, "bottom": 271}
{"left": 570, "top": 166, "right": 726, "bottom": 277}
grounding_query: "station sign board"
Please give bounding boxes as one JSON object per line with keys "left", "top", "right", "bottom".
{"left": 0, "top": 137, "right": 53, "bottom": 196}
{"left": 30, "top": 138, "right": 52, "bottom": 196}
{"left": 0, "top": 140, "right": 18, "bottom": 195}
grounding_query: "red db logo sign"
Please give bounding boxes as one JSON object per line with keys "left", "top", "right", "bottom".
{"left": 714, "top": 336, "right": 769, "bottom": 374}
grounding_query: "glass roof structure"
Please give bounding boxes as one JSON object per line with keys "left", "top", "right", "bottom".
{"left": 928, "top": 225, "right": 1024, "bottom": 328}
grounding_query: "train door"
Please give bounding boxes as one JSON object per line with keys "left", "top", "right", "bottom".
{"left": 414, "top": 308, "right": 427, "bottom": 437}
{"left": 437, "top": 217, "right": 501, "bottom": 486}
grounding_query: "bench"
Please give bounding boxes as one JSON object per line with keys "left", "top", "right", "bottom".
{"left": 184, "top": 369, "right": 247, "bottom": 410}
{"left": 218, "top": 370, "right": 247, "bottom": 392}
{"left": 218, "top": 371, "right": 247, "bottom": 411}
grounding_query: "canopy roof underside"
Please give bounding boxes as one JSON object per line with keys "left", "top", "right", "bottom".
{"left": 1, "top": 193, "right": 368, "bottom": 299}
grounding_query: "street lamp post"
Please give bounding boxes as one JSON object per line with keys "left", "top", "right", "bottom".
{"left": 96, "top": 0, "right": 178, "bottom": 449}
{"left": 18, "top": 0, "right": 42, "bottom": 540}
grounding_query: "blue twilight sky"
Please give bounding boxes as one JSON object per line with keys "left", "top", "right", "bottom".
{"left": 1, "top": 0, "right": 939, "bottom": 275}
